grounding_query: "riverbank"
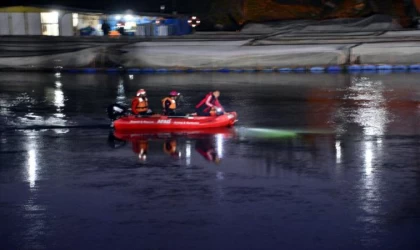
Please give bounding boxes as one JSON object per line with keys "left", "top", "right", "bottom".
{"left": 2, "top": 29, "right": 420, "bottom": 72}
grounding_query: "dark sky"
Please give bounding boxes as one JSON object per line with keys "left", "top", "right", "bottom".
{"left": 7, "top": 0, "right": 212, "bottom": 14}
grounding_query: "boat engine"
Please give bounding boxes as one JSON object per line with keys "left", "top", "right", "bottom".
{"left": 107, "top": 103, "right": 128, "bottom": 121}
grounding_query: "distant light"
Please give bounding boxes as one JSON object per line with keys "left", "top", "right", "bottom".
{"left": 129, "top": 75, "right": 134, "bottom": 80}
{"left": 188, "top": 16, "right": 200, "bottom": 28}
{"left": 115, "top": 15, "right": 121, "bottom": 20}
{"left": 156, "top": 20, "right": 160, "bottom": 24}
{"left": 125, "top": 15, "right": 133, "bottom": 21}
{"left": 160, "top": 5, "right": 165, "bottom": 11}
{"left": 55, "top": 72, "right": 61, "bottom": 78}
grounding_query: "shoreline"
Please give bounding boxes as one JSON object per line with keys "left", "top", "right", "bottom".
{"left": 2, "top": 29, "right": 420, "bottom": 71}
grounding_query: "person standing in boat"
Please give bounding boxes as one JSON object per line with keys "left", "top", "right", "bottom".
{"left": 131, "top": 89, "right": 152, "bottom": 115}
{"left": 195, "top": 90, "right": 224, "bottom": 116}
{"left": 162, "top": 90, "right": 180, "bottom": 116}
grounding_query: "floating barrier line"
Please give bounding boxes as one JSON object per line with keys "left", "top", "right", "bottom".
{"left": 10, "top": 64, "right": 420, "bottom": 74}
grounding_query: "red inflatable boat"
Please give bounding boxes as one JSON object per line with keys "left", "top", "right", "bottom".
{"left": 112, "top": 112, "right": 238, "bottom": 131}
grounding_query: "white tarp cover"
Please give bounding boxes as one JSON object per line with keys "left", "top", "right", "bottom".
{"left": 351, "top": 42, "right": 420, "bottom": 64}
{"left": 0, "top": 47, "right": 101, "bottom": 68}
{"left": 117, "top": 43, "right": 349, "bottom": 68}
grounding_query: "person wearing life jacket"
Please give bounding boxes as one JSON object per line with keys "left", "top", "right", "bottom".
{"left": 195, "top": 90, "right": 224, "bottom": 116}
{"left": 131, "top": 89, "right": 152, "bottom": 115}
{"left": 161, "top": 90, "right": 180, "bottom": 116}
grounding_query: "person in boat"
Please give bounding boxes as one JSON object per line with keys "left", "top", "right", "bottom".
{"left": 161, "top": 90, "right": 182, "bottom": 116}
{"left": 195, "top": 90, "right": 224, "bottom": 116}
{"left": 131, "top": 89, "right": 152, "bottom": 116}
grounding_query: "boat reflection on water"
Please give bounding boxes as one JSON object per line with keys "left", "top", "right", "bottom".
{"left": 108, "top": 128, "right": 236, "bottom": 164}
{"left": 195, "top": 136, "right": 221, "bottom": 164}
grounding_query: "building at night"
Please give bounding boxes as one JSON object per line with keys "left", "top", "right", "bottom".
{"left": 0, "top": 6, "right": 191, "bottom": 37}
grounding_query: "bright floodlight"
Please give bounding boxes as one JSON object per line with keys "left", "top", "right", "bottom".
{"left": 197, "top": 20, "right": 201, "bottom": 23}
{"left": 115, "top": 15, "right": 121, "bottom": 20}
{"left": 188, "top": 20, "right": 192, "bottom": 23}
{"left": 192, "top": 24, "right": 196, "bottom": 27}
{"left": 125, "top": 15, "right": 133, "bottom": 20}
{"left": 192, "top": 16, "right": 196, "bottom": 20}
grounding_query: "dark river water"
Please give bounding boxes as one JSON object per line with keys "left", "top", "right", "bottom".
{"left": 0, "top": 72, "right": 419, "bottom": 250}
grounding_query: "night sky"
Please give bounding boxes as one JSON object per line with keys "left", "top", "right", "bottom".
{"left": 6, "top": 0, "right": 213, "bottom": 14}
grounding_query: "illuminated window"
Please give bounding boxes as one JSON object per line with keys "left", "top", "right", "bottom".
{"left": 41, "top": 12, "right": 59, "bottom": 36}
{"left": 72, "top": 13, "right": 78, "bottom": 27}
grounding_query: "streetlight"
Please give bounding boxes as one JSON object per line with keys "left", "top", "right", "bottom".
{"left": 188, "top": 16, "right": 201, "bottom": 31}
{"left": 160, "top": 5, "right": 165, "bottom": 13}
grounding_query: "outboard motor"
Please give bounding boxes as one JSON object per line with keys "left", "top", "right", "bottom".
{"left": 107, "top": 103, "right": 128, "bottom": 121}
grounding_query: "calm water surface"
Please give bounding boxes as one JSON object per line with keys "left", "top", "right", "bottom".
{"left": 0, "top": 72, "right": 419, "bottom": 250}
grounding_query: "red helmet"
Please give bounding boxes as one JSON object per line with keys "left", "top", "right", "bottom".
{"left": 137, "top": 89, "right": 146, "bottom": 96}
{"left": 169, "top": 90, "right": 179, "bottom": 96}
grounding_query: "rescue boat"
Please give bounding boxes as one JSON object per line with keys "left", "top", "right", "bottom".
{"left": 112, "top": 112, "right": 238, "bottom": 131}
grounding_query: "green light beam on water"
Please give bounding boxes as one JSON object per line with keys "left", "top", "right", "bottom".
{"left": 244, "top": 128, "right": 297, "bottom": 138}
{"left": 236, "top": 127, "right": 334, "bottom": 139}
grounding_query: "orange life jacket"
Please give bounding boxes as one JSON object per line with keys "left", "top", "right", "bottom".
{"left": 135, "top": 97, "right": 148, "bottom": 113}
{"left": 131, "top": 97, "right": 149, "bottom": 114}
{"left": 109, "top": 30, "right": 120, "bottom": 37}
{"left": 162, "top": 97, "right": 176, "bottom": 110}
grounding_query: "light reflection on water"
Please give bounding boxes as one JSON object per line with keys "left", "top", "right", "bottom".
{"left": 0, "top": 72, "right": 419, "bottom": 249}
{"left": 25, "top": 132, "right": 39, "bottom": 190}
{"left": 27, "top": 149, "right": 37, "bottom": 189}
{"left": 348, "top": 76, "right": 387, "bottom": 230}
{"left": 335, "top": 140, "right": 341, "bottom": 164}
{"left": 116, "top": 77, "right": 127, "bottom": 105}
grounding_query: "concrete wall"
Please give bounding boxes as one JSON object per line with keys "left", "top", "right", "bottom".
{"left": 0, "top": 13, "right": 41, "bottom": 35}
{"left": 27, "top": 13, "right": 41, "bottom": 35}
{"left": 0, "top": 13, "right": 9, "bottom": 35}
{"left": 11, "top": 13, "right": 25, "bottom": 35}
{"left": 60, "top": 13, "right": 73, "bottom": 36}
